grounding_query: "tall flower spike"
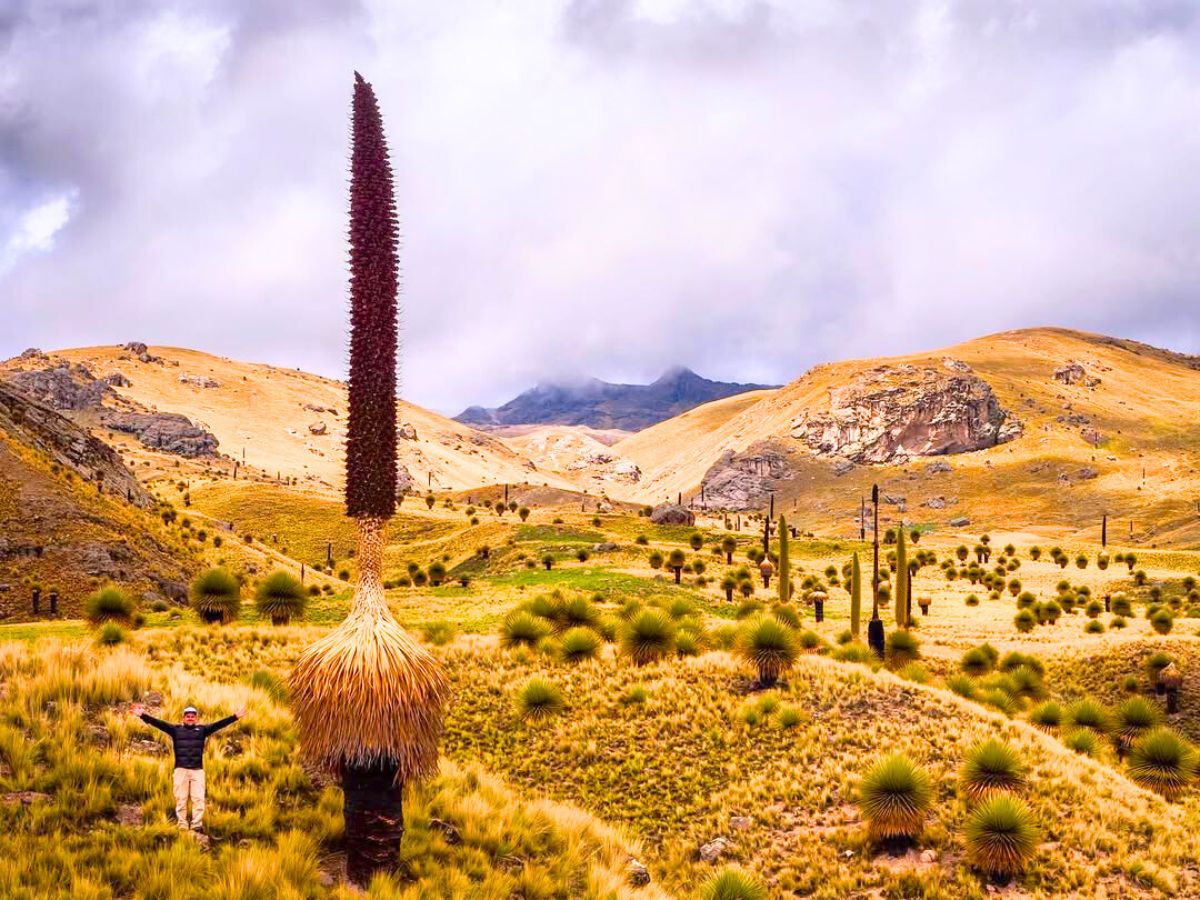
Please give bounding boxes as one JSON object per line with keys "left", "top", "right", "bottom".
{"left": 345, "top": 70, "right": 399, "bottom": 520}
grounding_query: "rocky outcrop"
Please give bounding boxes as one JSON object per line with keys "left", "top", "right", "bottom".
{"left": 649, "top": 503, "right": 694, "bottom": 525}
{"left": 122, "top": 342, "right": 148, "bottom": 355}
{"left": 399, "top": 423, "right": 418, "bottom": 441}
{"left": 0, "top": 381, "right": 151, "bottom": 506}
{"left": 308, "top": 422, "right": 327, "bottom": 435}
{"left": 1054, "top": 362, "right": 1100, "bottom": 387}
{"left": 178, "top": 374, "right": 220, "bottom": 388}
{"left": 698, "top": 445, "right": 793, "bottom": 511}
{"left": 396, "top": 464, "right": 415, "bottom": 495}
{"left": 790, "top": 366, "right": 1021, "bottom": 463}
{"left": 103, "top": 411, "right": 218, "bottom": 457}
{"left": 4, "top": 363, "right": 110, "bottom": 411}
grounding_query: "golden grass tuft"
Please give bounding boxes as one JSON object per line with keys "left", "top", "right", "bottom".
{"left": 290, "top": 518, "right": 448, "bottom": 779}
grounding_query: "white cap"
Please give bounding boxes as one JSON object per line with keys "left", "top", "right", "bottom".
{"left": 183, "top": 706, "right": 198, "bottom": 715}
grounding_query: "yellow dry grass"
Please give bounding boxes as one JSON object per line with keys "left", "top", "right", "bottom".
{"left": 289, "top": 518, "right": 448, "bottom": 779}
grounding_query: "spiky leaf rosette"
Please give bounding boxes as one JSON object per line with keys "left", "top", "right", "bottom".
{"left": 857, "top": 753, "right": 931, "bottom": 840}
{"left": 290, "top": 518, "right": 448, "bottom": 779}
{"left": 960, "top": 739, "right": 1027, "bottom": 804}
{"left": 965, "top": 795, "right": 1039, "bottom": 876}
{"left": 345, "top": 71, "right": 399, "bottom": 519}
{"left": 1127, "top": 727, "right": 1198, "bottom": 800}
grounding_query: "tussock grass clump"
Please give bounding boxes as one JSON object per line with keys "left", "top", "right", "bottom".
{"left": 960, "top": 646, "right": 994, "bottom": 676}
{"left": 965, "top": 795, "right": 1039, "bottom": 876}
{"left": 857, "top": 754, "right": 931, "bottom": 841}
{"left": 736, "top": 600, "right": 764, "bottom": 619}
{"left": 1013, "top": 609, "right": 1035, "bottom": 633}
{"left": 960, "top": 739, "right": 1027, "bottom": 803}
{"left": 948, "top": 674, "right": 977, "bottom": 699}
{"left": 1067, "top": 698, "right": 1112, "bottom": 736}
{"left": 737, "top": 616, "right": 799, "bottom": 687}
{"left": 1115, "top": 697, "right": 1161, "bottom": 750}
{"left": 559, "top": 627, "right": 602, "bottom": 664}
{"left": 96, "top": 622, "right": 128, "bottom": 645}
{"left": 834, "top": 642, "right": 875, "bottom": 665}
{"left": 1064, "top": 729, "right": 1100, "bottom": 756}
{"left": 700, "top": 867, "right": 768, "bottom": 900}
{"left": 1029, "top": 701, "right": 1063, "bottom": 731}
{"left": 190, "top": 568, "right": 241, "bottom": 624}
{"left": 558, "top": 594, "right": 601, "bottom": 630}
{"left": 777, "top": 705, "right": 804, "bottom": 729}
{"left": 675, "top": 626, "right": 708, "bottom": 657}
{"left": 500, "top": 612, "right": 550, "bottom": 649}
{"left": 772, "top": 604, "right": 802, "bottom": 629}
{"left": 1007, "top": 665, "right": 1046, "bottom": 702}
{"left": 620, "top": 608, "right": 676, "bottom": 666}
{"left": 517, "top": 677, "right": 564, "bottom": 721}
{"left": 885, "top": 630, "right": 920, "bottom": 667}
{"left": 797, "top": 629, "right": 824, "bottom": 652}
{"left": 1127, "top": 728, "right": 1197, "bottom": 800}
{"left": 1150, "top": 609, "right": 1174, "bottom": 635}
{"left": 86, "top": 587, "right": 135, "bottom": 625}
{"left": 253, "top": 571, "right": 307, "bottom": 625}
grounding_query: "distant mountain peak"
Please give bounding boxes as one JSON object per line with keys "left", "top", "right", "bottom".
{"left": 455, "top": 369, "right": 777, "bottom": 432}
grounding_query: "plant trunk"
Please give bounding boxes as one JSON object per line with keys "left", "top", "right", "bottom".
{"left": 850, "top": 553, "right": 861, "bottom": 639}
{"left": 342, "top": 758, "right": 403, "bottom": 887}
{"left": 673, "top": 568, "right": 681, "bottom": 584}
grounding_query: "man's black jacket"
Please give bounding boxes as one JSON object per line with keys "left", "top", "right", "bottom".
{"left": 139, "top": 714, "right": 237, "bottom": 769}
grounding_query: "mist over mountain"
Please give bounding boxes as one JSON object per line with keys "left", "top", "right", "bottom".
{"left": 455, "top": 367, "right": 777, "bottom": 431}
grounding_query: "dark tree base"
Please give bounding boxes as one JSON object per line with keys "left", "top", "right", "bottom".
{"left": 343, "top": 759, "right": 403, "bottom": 887}
{"left": 867, "top": 618, "right": 885, "bottom": 659}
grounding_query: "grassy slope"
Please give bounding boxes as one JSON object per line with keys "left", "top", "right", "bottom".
{"left": 0, "top": 430, "right": 192, "bottom": 619}
{"left": 0, "top": 639, "right": 664, "bottom": 899}
{"left": 6, "top": 494, "right": 1200, "bottom": 895}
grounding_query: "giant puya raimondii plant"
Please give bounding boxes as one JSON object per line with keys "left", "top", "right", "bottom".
{"left": 290, "top": 72, "right": 448, "bottom": 887}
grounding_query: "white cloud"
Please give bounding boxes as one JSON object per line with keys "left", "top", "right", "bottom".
{"left": 1, "top": 191, "right": 74, "bottom": 273}
{"left": 1, "top": 0, "right": 1199, "bottom": 413}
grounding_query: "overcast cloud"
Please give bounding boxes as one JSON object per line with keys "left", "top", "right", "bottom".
{"left": 2, "top": 0, "right": 1199, "bottom": 414}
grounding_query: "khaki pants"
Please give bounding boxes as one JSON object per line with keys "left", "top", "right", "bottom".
{"left": 172, "top": 767, "right": 206, "bottom": 830}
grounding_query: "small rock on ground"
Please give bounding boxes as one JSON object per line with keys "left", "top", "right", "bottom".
{"left": 699, "top": 836, "right": 735, "bottom": 863}
{"left": 626, "top": 857, "right": 651, "bottom": 886}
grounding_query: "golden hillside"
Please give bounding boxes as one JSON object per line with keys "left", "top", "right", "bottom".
{"left": 617, "top": 328, "right": 1200, "bottom": 544}
{"left": 4, "top": 346, "right": 575, "bottom": 496}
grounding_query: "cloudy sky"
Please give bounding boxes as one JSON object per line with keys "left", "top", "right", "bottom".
{"left": 2, "top": 1, "right": 1199, "bottom": 414}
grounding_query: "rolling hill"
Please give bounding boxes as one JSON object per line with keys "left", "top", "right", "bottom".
{"left": 1, "top": 345, "right": 577, "bottom": 496}
{"left": 6, "top": 328, "right": 1200, "bottom": 546}
{"left": 615, "top": 328, "right": 1200, "bottom": 545}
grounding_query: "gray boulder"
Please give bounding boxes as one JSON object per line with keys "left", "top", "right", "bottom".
{"left": 650, "top": 503, "right": 694, "bottom": 526}
{"left": 103, "top": 411, "right": 218, "bottom": 457}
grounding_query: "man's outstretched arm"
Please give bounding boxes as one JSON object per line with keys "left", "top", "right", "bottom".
{"left": 204, "top": 706, "right": 246, "bottom": 737}
{"left": 129, "top": 703, "right": 172, "bottom": 734}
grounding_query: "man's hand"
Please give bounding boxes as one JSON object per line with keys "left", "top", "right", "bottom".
{"left": 130, "top": 702, "right": 145, "bottom": 718}
{"left": 235, "top": 705, "right": 247, "bottom": 719}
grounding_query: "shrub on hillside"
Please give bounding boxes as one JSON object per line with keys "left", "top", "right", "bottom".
{"left": 254, "top": 571, "right": 307, "bottom": 625}
{"left": 86, "top": 587, "right": 135, "bottom": 625}
{"left": 190, "top": 568, "right": 241, "bottom": 624}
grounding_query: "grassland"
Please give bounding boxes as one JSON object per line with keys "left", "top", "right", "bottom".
{"left": 5, "top": 490, "right": 1200, "bottom": 897}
